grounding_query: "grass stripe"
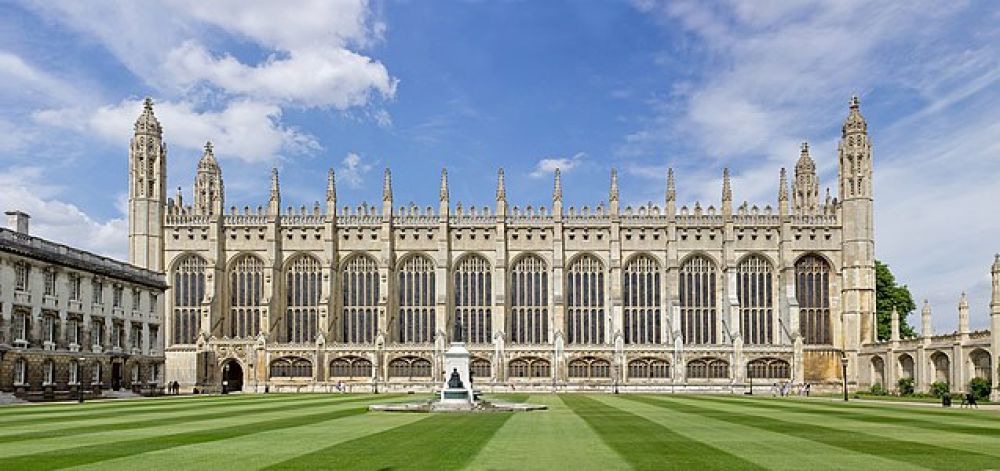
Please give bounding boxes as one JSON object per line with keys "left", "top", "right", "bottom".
{"left": 0, "top": 396, "right": 378, "bottom": 470}
{"left": 634, "top": 395, "right": 998, "bottom": 470}
{"left": 562, "top": 395, "right": 764, "bottom": 470}
{"left": 469, "top": 394, "right": 629, "bottom": 470}
{"left": 0, "top": 394, "right": 346, "bottom": 444}
{"left": 751, "top": 396, "right": 1000, "bottom": 424}
{"left": 0, "top": 393, "right": 270, "bottom": 417}
{"left": 0, "top": 394, "right": 295, "bottom": 425}
{"left": 694, "top": 395, "right": 1000, "bottom": 438}
{"left": 266, "top": 412, "right": 515, "bottom": 469}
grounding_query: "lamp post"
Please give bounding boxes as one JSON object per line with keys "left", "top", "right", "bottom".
{"left": 746, "top": 363, "right": 753, "bottom": 395}
{"left": 840, "top": 354, "right": 849, "bottom": 402}
{"left": 612, "top": 364, "right": 619, "bottom": 395}
{"left": 222, "top": 363, "right": 229, "bottom": 395}
{"left": 78, "top": 357, "right": 86, "bottom": 403}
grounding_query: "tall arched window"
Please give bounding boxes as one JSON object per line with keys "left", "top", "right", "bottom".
{"left": 624, "top": 255, "right": 661, "bottom": 344}
{"left": 229, "top": 254, "right": 264, "bottom": 338}
{"left": 566, "top": 254, "right": 605, "bottom": 345}
{"left": 397, "top": 255, "right": 435, "bottom": 344}
{"left": 454, "top": 254, "right": 491, "bottom": 344}
{"left": 679, "top": 255, "right": 717, "bottom": 344}
{"left": 509, "top": 254, "right": 548, "bottom": 344}
{"left": 342, "top": 254, "right": 379, "bottom": 344}
{"left": 285, "top": 255, "right": 321, "bottom": 343}
{"left": 737, "top": 255, "right": 774, "bottom": 345}
{"left": 796, "top": 255, "right": 831, "bottom": 344}
{"left": 172, "top": 255, "right": 206, "bottom": 345}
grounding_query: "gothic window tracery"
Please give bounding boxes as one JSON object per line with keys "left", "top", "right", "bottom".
{"left": 329, "top": 356, "right": 372, "bottom": 378}
{"left": 624, "top": 255, "right": 661, "bottom": 344}
{"left": 388, "top": 356, "right": 431, "bottom": 378}
{"left": 567, "top": 356, "right": 611, "bottom": 379}
{"left": 454, "top": 254, "right": 492, "bottom": 344}
{"left": 397, "top": 255, "right": 435, "bottom": 343}
{"left": 285, "top": 255, "right": 321, "bottom": 343}
{"left": 747, "top": 357, "right": 790, "bottom": 379}
{"left": 172, "top": 255, "right": 206, "bottom": 345}
{"left": 229, "top": 254, "right": 264, "bottom": 338}
{"left": 796, "top": 255, "right": 831, "bottom": 344}
{"left": 270, "top": 357, "right": 313, "bottom": 377}
{"left": 342, "top": 254, "right": 379, "bottom": 343}
{"left": 507, "top": 356, "right": 550, "bottom": 378}
{"left": 628, "top": 357, "right": 670, "bottom": 379}
{"left": 509, "top": 254, "right": 548, "bottom": 344}
{"left": 686, "top": 357, "right": 729, "bottom": 379}
{"left": 737, "top": 255, "right": 774, "bottom": 345}
{"left": 566, "top": 254, "right": 605, "bottom": 345}
{"left": 679, "top": 255, "right": 717, "bottom": 344}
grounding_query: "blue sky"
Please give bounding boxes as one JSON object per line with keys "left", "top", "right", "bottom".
{"left": 1, "top": 0, "right": 998, "bottom": 331}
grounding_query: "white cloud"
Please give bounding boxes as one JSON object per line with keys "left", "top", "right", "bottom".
{"left": 0, "top": 167, "right": 128, "bottom": 260}
{"left": 339, "top": 152, "right": 372, "bottom": 188}
{"left": 530, "top": 152, "right": 586, "bottom": 178}
{"left": 33, "top": 98, "right": 320, "bottom": 164}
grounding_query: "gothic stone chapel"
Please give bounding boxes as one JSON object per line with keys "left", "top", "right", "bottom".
{"left": 125, "top": 96, "right": 998, "bottom": 397}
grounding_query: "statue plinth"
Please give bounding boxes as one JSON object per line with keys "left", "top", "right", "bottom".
{"left": 438, "top": 341, "right": 474, "bottom": 409}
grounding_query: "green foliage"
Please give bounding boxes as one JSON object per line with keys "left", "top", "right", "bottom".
{"left": 897, "top": 377, "right": 915, "bottom": 396}
{"left": 970, "top": 377, "right": 992, "bottom": 401}
{"left": 875, "top": 260, "right": 917, "bottom": 341}
{"left": 869, "top": 383, "right": 886, "bottom": 396}
{"left": 930, "top": 381, "right": 950, "bottom": 398}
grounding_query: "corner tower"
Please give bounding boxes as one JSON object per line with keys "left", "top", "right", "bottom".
{"left": 838, "top": 96, "right": 876, "bottom": 351}
{"left": 193, "top": 141, "right": 224, "bottom": 216}
{"left": 128, "top": 97, "right": 167, "bottom": 271}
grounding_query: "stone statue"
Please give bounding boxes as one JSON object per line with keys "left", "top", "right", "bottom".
{"left": 447, "top": 368, "right": 464, "bottom": 389}
{"left": 453, "top": 318, "right": 464, "bottom": 343}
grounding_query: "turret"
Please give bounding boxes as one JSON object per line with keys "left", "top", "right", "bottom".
{"left": 721, "top": 167, "right": 732, "bottom": 216}
{"left": 890, "top": 306, "right": 900, "bottom": 341}
{"left": 958, "top": 292, "right": 969, "bottom": 335}
{"left": 382, "top": 168, "right": 393, "bottom": 218}
{"left": 193, "top": 141, "right": 224, "bottom": 216}
{"left": 609, "top": 168, "right": 620, "bottom": 217}
{"left": 495, "top": 168, "right": 507, "bottom": 218}
{"left": 921, "top": 300, "right": 932, "bottom": 338}
{"left": 268, "top": 168, "right": 280, "bottom": 216}
{"left": 666, "top": 168, "right": 676, "bottom": 220}
{"left": 326, "top": 168, "right": 337, "bottom": 216}
{"left": 553, "top": 168, "right": 563, "bottom": 220}
{"left": 793, "top": 142, "right": 819, "bottom": 213}
{"left": 778, "top": 168, "right": 789, "bottom": 216}
{"left": 838, "top": 95, "right": 876, "bottom": 346}
{"left": 128, "top": 97, "right": 167, "bottom": 271}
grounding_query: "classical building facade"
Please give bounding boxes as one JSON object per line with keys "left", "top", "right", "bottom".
{"left": 0, "top": 212, "right": 167, "bottom": 400}
{"left": 126, "top": 96, "right": 995, "bottom": 396}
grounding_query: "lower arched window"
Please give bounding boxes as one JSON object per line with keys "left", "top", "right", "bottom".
{"left": 687, "top": 357, "right": 729, "bottom": 379}
{"left": 388, "top": 356, "right": 432, "bottom": 379}
{"left": 567, "top": 356, "right": 611, "bottom": 379}
{"left": 628, "top": 357, "right": 671, "bottom": 379}
{"left": 508, "top": 357, "right": 550, "bottom": 378}
{"left": 470, "top": 358, "right": 491, "bottom": 379}
{"left": 329, "top": 356, "right": 373, "bottom": 379}
{"left": 270, "top": 357, "right": 313, "bottom": 378}
{"left": 747, "top": 358, "right": 790, "bottom": 379}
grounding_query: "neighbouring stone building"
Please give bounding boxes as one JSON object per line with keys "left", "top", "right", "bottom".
{"left": 0, "top": 211, "right": 167, "bottom": 400}
{"left": 120, "top": 96, "right": 995, "bottom": 397}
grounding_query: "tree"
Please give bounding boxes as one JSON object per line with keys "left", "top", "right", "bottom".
{"left": 875, "top": 260, "right": 916, "bottom": 341}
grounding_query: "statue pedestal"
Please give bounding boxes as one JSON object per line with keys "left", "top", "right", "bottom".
{"left": 437, "top": 341, "right": 474, "bottom": 409}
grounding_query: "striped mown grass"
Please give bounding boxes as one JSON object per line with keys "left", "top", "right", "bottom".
{"left": 2, "top": 393, "right": 998, "bottom": 470}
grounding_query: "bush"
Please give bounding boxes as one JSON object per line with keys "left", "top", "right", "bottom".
{"left": 897, "top": 377, "right": 915, "bottom": 396}
{"left": 969, "top": 377, "right": 991, "bottom": 401}
{"left": 930, "top": 381, "right": 950, "bottom": 398}
{"left": 869, "top": 383, "right": 886, "bottom": 396}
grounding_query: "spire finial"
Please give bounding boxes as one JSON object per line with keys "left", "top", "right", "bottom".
{"left": 143, "top": 97, "right": 154, "bottom": 111}
{"left": 496, "top": 168, "right": 506, "bottom": 201}
{"left": 666, "top": 167, "right": 675, "bottom": 202}
{"left": 960, "top": 291, "right": 969, "bottom": 308}
{"left": 439, "top": 168, "right": 449, "bottom": 202}
{"left": 204, "top": 141, "right": 213, "bottom": 154}
{"left": 850, "top": 94, "right": 860, "bottom": 109}
{"left": 993, "top": 253, "right": 1000, "bottom": 272}
{"left": 553, "top": 168, "right": 563, "bottom": 202}
{"left": 382, "top": 168, "right": 392, "bottom": 201}
{"left": 778, "top": 168, "right": 788, "bottom": 202}
{"left": 610, "top": 168, "right": 619, "bottom": 203}
{"left": 326, "top": 169, "right": 336, "bottom": 202}
{"left": 722, "top": 168, "right": 731, "bottom": 202}
{"left": 270, "top": 167, "right": 280, "bottom": 199}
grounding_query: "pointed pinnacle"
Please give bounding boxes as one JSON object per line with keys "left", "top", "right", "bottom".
{"left": 779, "top": 168, "right": 788, "bottom": 201}
{"left": 326, "top": 169, "right": 336, "bottom": 202}
{"left": 553, "top": 168, "right": 563, "bottom": 202}
{"left": 722, "top": 168, "right": 732, "bottom": 201}
{"left": 666, "top": 167, "right": 675, "bottom": 202}
{"left": 270, "top": 168, "right": 280, "bottom": 200}
{"left": 610, "top": 168, "right": 619, "bottom": 202}
{"left": 382, "top": 168, "right": 392, "bottom": 201}
{"left": 496, "top": 168, "right": 506, "bottom": 201}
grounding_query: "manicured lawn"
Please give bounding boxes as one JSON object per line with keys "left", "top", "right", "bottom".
{"left": 1, "top": 393, "right": 998, "bottom": 470}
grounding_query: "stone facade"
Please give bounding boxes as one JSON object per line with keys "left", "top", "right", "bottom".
{"left": 0, "top": 213, "right": 167, "bottom": 400}
{"left": 125, "top": 96, "right": 991, "bottom": 395}
{"left": 860, "top": 256, "right": 1000, "bottom": 400}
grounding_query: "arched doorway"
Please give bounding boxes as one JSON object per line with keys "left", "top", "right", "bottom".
{"left": 222, "top": 360, "right": 244, "bottom": 392}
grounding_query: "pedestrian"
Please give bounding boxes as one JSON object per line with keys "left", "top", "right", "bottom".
{"left": 805, "top": 383, "right": 811, "bottom": 397}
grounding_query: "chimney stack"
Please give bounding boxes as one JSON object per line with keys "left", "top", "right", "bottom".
{"left": 5, "top": 210, "right": 29, "bottom": 234}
